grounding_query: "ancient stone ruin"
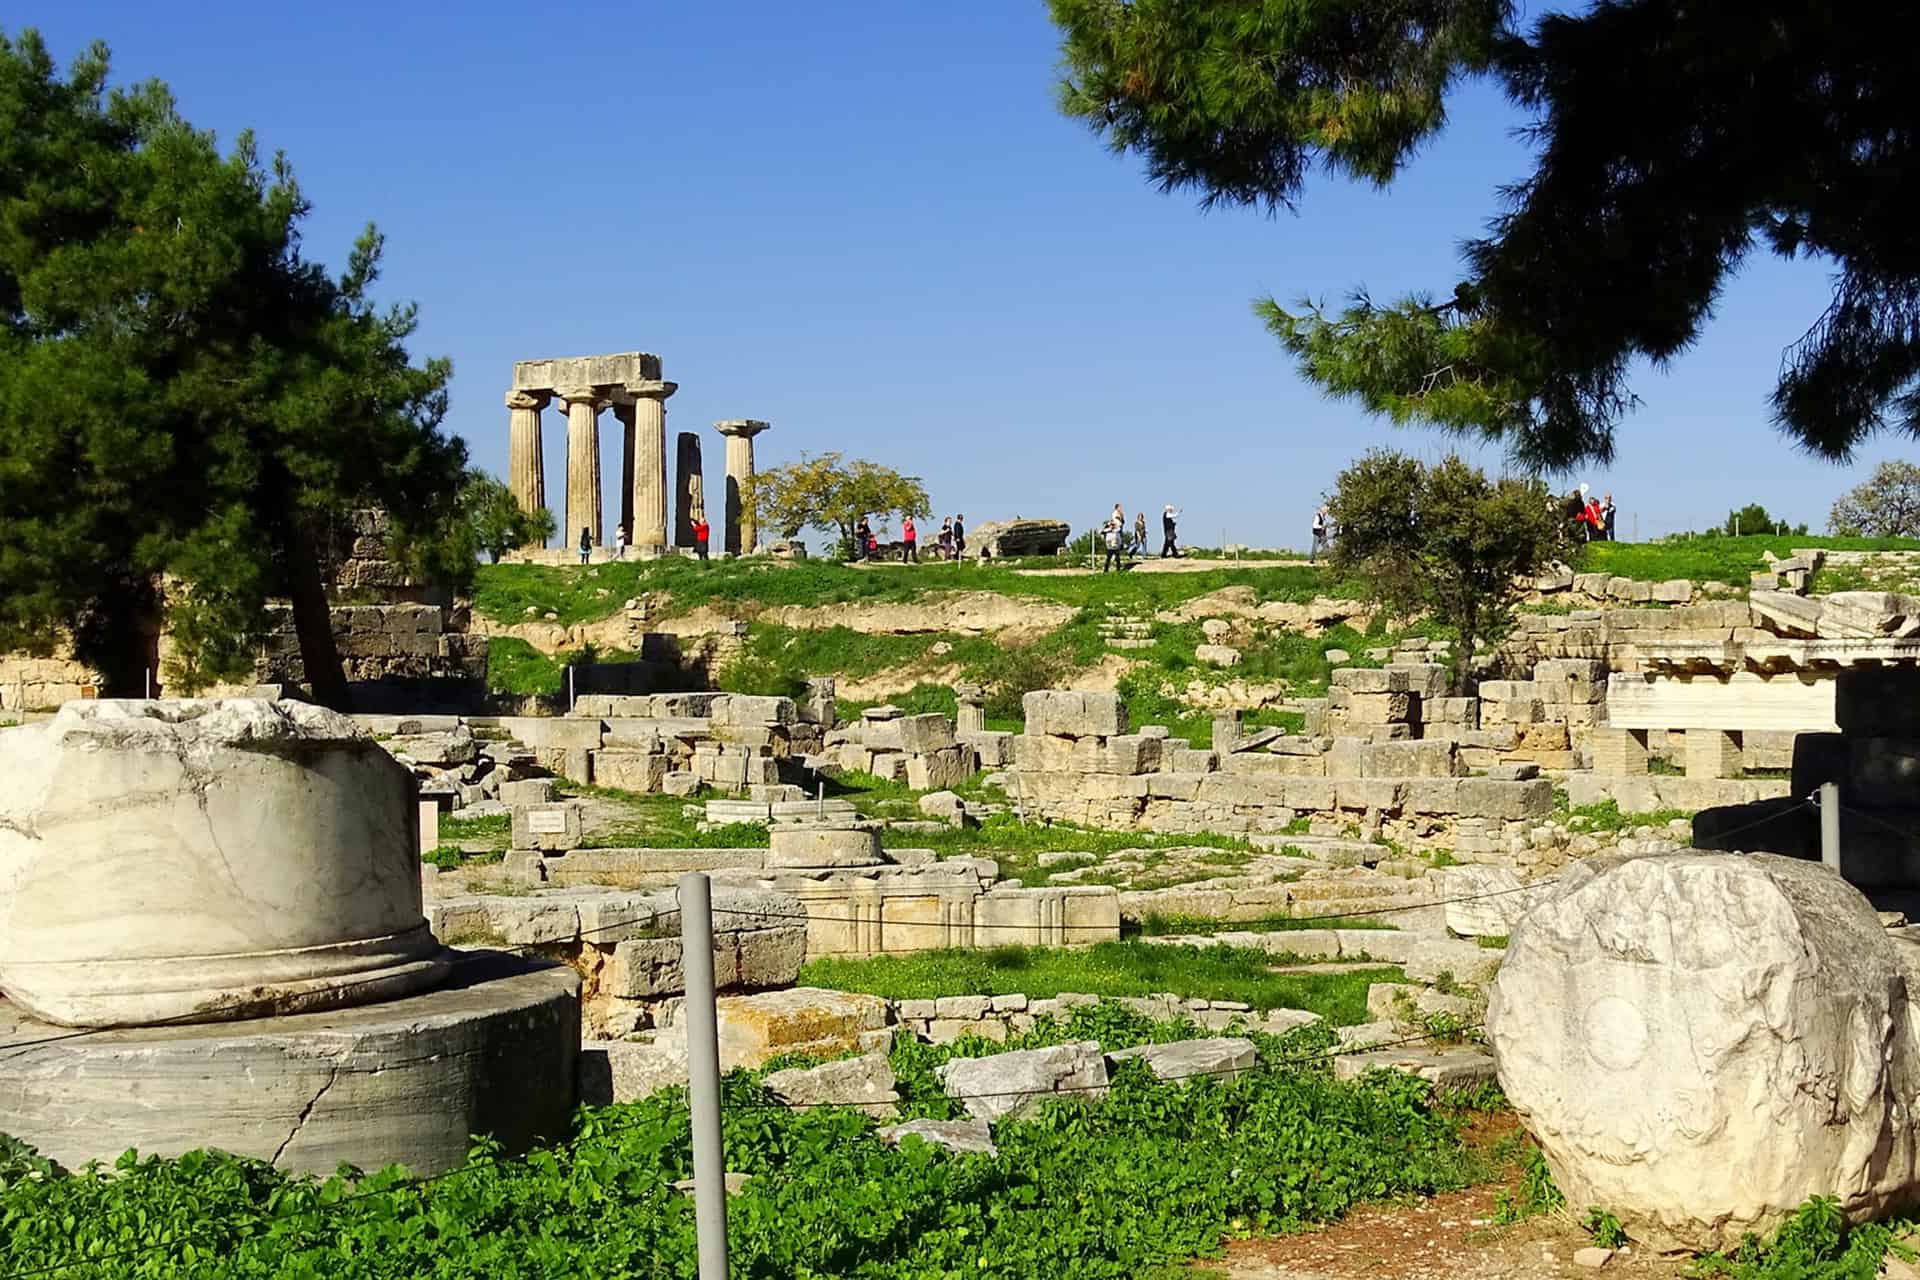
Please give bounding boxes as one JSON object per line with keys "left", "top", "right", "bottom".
{"left": 504, "top": 351, "right": 770, "bottom": 558}
{"left": 0, "top": 699, "right": 579, "bottom": 1177}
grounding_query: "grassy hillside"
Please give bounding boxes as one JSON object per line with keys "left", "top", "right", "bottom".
{"left": 471, "top": 556, "right": 1357, "bottom": 628}
{"left": 1579, "top": 534, "right": 1920, "bottom": 587}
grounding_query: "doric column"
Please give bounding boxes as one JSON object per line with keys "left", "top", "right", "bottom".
{"left": 505, "top": 390, "right": 550, "bottom": 542}
{"left": 611, "top": 398, "right": 636, "bottom": 548}
{"left": 675, "top": 431, "right": 704, "bottom": 546}
{"left": 625, "top": 380, "right": 675, "bottom": 555}
{"left": 714, "top": 419, "right": 770, "bottom": 556}
{"left": 558, "top": 386, "right": 605, "bottom": 550}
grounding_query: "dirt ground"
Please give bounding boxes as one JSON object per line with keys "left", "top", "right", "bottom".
{"left": 1214, "top": 1184, "right": 1692, "bottom": 1280}
{"left": 1209, "top": 1114, "right": 1695, "bottom": 1280}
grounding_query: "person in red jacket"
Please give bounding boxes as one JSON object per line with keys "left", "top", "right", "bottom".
{"left": 692, "top": 518, "right": 710, "bottom": 561}
{"left": 901, "top": 515, "right": 918, "bottom": 563}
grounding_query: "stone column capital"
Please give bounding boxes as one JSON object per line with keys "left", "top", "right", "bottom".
{"left": 505, "top": 389, "right": 551, "bottom": 411}
{"left": 625, "top": 380, "right": 678, "bottom": 402}
{"left": 555, "top": 385, "right": 608, "bottom": 408}
{"left": 715, "top": 418, "right": 771, "bottom": 439}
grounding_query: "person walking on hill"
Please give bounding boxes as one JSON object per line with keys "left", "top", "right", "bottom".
{"left": 578, "top": 527, "right": 592, "bottom": 565}
{"left": 901, "top": 515, "right": 918, "bottom": 563}
{"left": 952, "top": 514, "right": 966, "bottom": 560}
{"left": 692, "top": 518, "right": 710, "bottom": 561}
{"left": 937, "top": 517, "right": 954, "bottom": 561}
{"left": 1162, "top": 505, "right": 1182, "bottom": 557}
{"left": 1132, "top": 510, "right": 1147, "bottom": 556}
{"left": 1101, "top": 519, "right": 1124, "bottom": 573}
{"left": 1600, "top": 493, "right": 1618, "bottom": 541}
{"left": 1310, "top": 507, "right": 1329, "bottom": 562}
{"left": 853, "top": 515, "right": 873, "bottom": 562}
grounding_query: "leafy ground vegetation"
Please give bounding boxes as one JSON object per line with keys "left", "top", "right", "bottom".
{"left": 4, "top": 1006, "right": 1901, "bottom": 1279}
{"left": 798, "top": 942, "right": 1399, "bottom": 1017}
{"left": 0, "top": 1011, "right": 1497, "bottom": 1280}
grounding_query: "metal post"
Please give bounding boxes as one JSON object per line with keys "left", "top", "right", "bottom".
{"left": 144, "top": 668, "right": 151, "bottom": 699}
{"left": 678, "top": 872, "right": 730, "bottom": 1279}
{"left": 567, "top": 664, "right": 576, "bottom": 712}
{"left": 816, "top": 780, "right": 824, "bottom": 818}
{"left": 1819, "top": 781, "right": 1841, "bottom": 873}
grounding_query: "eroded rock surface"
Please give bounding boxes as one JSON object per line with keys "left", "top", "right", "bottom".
{"left": 1489, "top": 852, "right": 1920, "bottom": 1251}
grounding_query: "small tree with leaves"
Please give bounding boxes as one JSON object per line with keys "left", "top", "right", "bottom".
{"left": 743, "top": 452, "right": 931, "bottom": 555}
{"left": 1328, "top": 451, "right": 1570, "bottom": 693}
{"left": 1830, "top": 462, "right": 1920, "bottom": 538}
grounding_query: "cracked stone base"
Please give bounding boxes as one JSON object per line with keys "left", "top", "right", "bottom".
{"left": 0, "top": 951, "right": 580, "bottom": 1179}
{"left": 2, "top": 925, "right": 451, "bottom": 1028}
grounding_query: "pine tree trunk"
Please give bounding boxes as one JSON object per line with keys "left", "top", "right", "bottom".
{"left": 287, "top": 515, "right": 352, "bottom": 712}
{"left": 79, "top": 576, "right": 162, "bottom": 698}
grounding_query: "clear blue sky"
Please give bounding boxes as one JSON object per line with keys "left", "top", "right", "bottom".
{"left": 31, "top": 2, "right": 1897, "bottom": 545}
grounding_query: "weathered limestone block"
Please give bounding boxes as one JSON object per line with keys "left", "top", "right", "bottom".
{"left": 1490, "top": 853, "right": 1920, "bottom": 1252}
{"left": 766, "top": 825, "right": 882, "bottom": 868}
{"left": 1086, "top": 734, "right": 1163, "bottom": 775}
{"left": 935, "top": 1040, "right": 1109, "bottom": 1123}
{"left": 387, "top": 724, "right": 477, "bottom": 767}
{"left": 1454, "top": 778, "right": 1555, "bottom": 820}
{"left": 1011, "top": 733, "right": 1079, "bottom": 772}
{"left": 1438, "top": 864, "right": 1529, "bottom": 936}
{"left": 1366, "top": 740, "right": 1460, "bottom": 778}
{"left": 498, "top": 777, "right": 557, "bottom": 807}
{"left": 716, "top": 987, "right": 891, "bottom": 1072}
{"left": 1390, "top": 663, "right": 1450, "bottom": 700}
{"left": 1332, "top": 667, "right": 1410, "bottom": 694}
{"left": 867, "top": 712, "right": 957, "bottom": 754}
{"left": 511, "top": 802, "right": 586, "bottom": 852}
{"left": 763, "top": 1052, "right": 899, "bottom": 1117}
{"left": 907, "top": 746, "right": 974, "bottom": 791}
{"left": 1422, "top": 696, "right": 1478, "bottom": 726}
{"left": 576, "top": 1038, "right": 688, "bottom": 1105}
{"left": 712, "top": 694, "right": 798, "bottom": 727}
{"left": 0, "top": 699, "right": 445, "bottom": 1027}
{"left": 1335, "top": 1046, "right": 1497, "bottom": 1087}
{"left": 1335, "top": 778, "right": 1405, "bottom": 812}
{"left": 1195, "top": 644, "right": 1242, "bottom": 667}
{"left": 876, "top": 1118, "right": 998, "bottom": 1157}
{"left": 1108, "top": 1037, "right": 1257, "bottom": 1084}
{"left": 606, "top": 924, "right": 808, "bottom": 998}
{"left": 1022, "top": 690, "right": 1127, "bottom": 737}
{"left": 961, "top": 730, "right": 1014, "bottom": 768}
{"left": 1168, "top": 747, "right": 1219, "bottom": 773}
{"left": 592, "top": 749, "right": 671, "bottom": 793}
{"left": 1533, "top": 659, "right": 1606, "bottom": 704}
{"left": 1346, "top": 692, "right": 1414, "bottom": 723}
{"left": 1403, "top": 777, "right": 1464, "bottom": 814}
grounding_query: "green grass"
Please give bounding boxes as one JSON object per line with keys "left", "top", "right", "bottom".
{"left": 1131, "top": 912, "right": 1399, "bottom": 936}
{"left": 472, "top": 557, "right": 1356, "bottom": 629}
{"left": 1578, "top": 534, "right": 1920, "bottom": 588}
{"left": 1558, "top": 796, "right": 1697, "bottom": 831}
{"left": 439, "top": 813, "right": 510, "bottom": 843}
{"left": 800, "top": 940, "right": 1400, "bottom": 1020}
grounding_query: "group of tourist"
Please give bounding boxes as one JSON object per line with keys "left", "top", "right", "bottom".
{"left": 1099, "top": 502, "right": 1180, "bottom": 571}
{"left": 581, "top": 519, "right": 711, "bottom": 563}
{"left": 1564, "top": 485, "right": 1618, "bottom": 542}
{"left": 851, "top": 513, "right": 967, "bottom": 563}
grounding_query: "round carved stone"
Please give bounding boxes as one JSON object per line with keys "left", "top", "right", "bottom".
{"left": 0, "top": 952, "right": 580, "bottom": 1177}
{"left": 0, "top": 699, "right": 448, "bottom": 1027}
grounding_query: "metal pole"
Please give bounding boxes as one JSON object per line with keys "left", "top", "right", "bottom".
{"left": 144, "top": 668, "right": 151, "bottom": 699}
{"left": 678, "top": 872, "right": 730, "bottom": 1279}
{"left": 1819, "top": 781, "right": 1841, "bottom": 873}
{"left": 816, "top": 780, "right": 824, "bottom": 818}
{"left": 567, "top": 664, "right": 575, "bottom": 713}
